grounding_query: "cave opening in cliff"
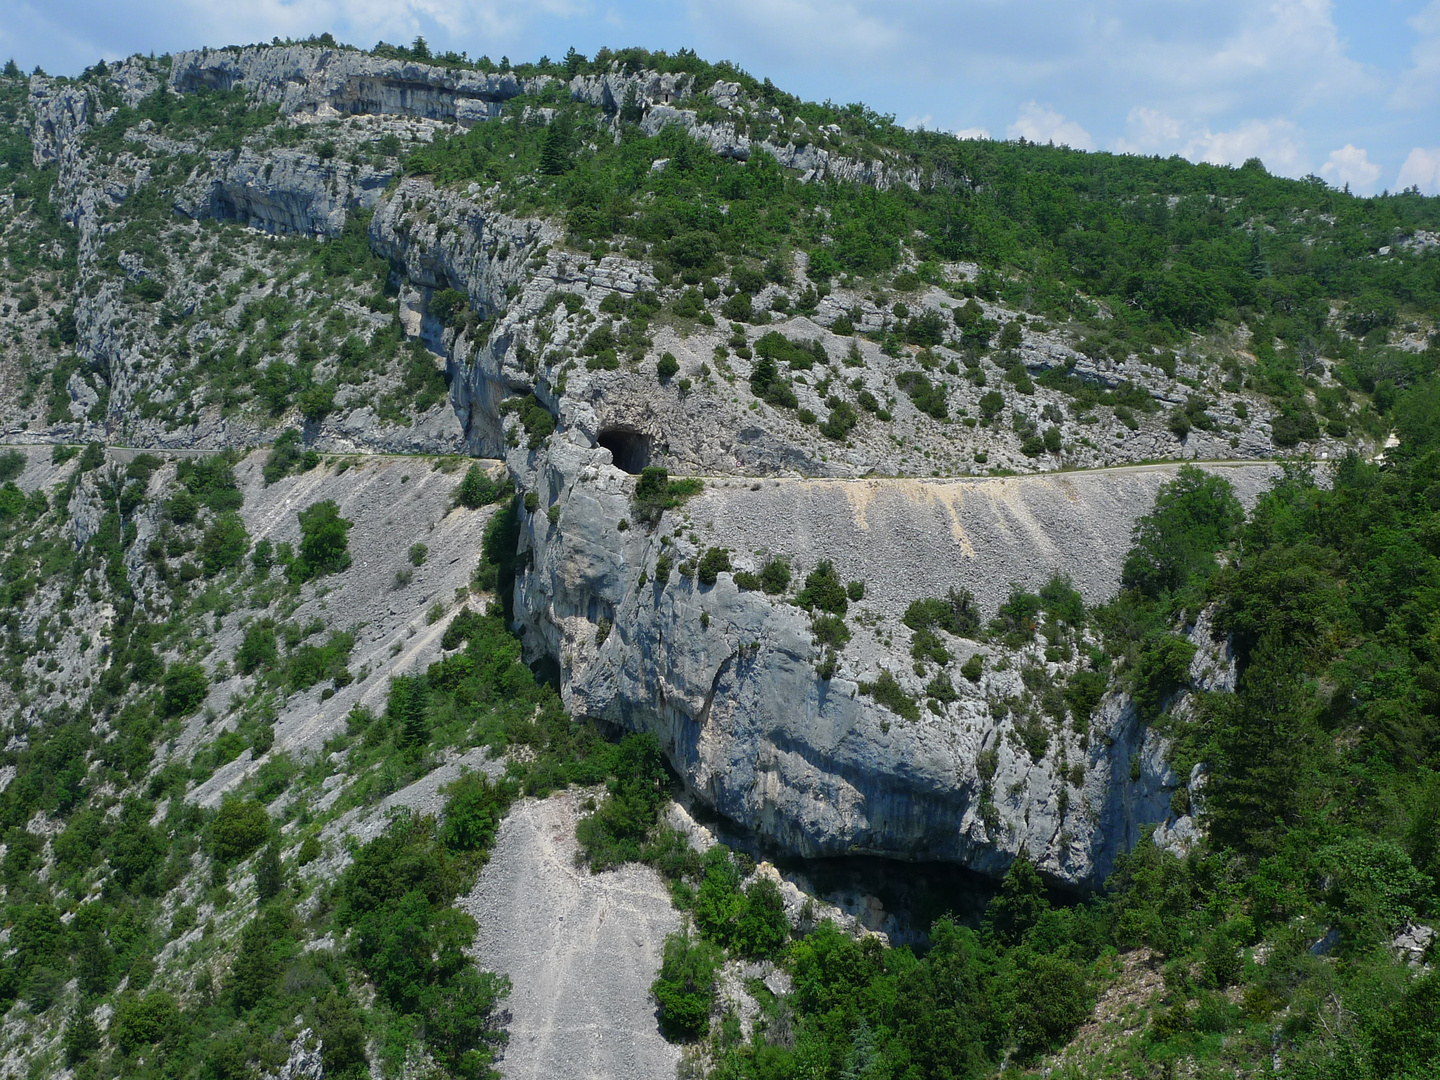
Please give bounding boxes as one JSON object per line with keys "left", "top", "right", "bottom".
{"left": 597, "top": 428, "right": 651, "bottom": 474}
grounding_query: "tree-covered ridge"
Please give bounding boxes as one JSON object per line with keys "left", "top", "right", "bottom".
{"left": 400, "top": 51, "right": 1440, "bottom": 344}
{"left": 389, "top": 46, "right": 1440, "bottom": 456}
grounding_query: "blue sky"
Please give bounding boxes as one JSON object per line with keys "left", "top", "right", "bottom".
{"left": 5, "top": 0, "right": 1439, "bottom": 195}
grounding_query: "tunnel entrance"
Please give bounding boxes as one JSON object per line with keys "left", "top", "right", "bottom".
{"left": 597, "top": 428, "right": 651, "bottom": 474}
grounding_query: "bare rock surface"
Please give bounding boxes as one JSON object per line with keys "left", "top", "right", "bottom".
{"left": 516, "top": 451, "right": 1283, "bottom": 887}
{"left": 461, "top": 791, "right": 682, "bottom": 1080}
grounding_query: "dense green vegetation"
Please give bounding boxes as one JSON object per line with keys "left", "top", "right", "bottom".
{"left": 402, "top": 55, "right": 1440, "bottom": 362}
{"left": 384, "top": 46, "right": 1440, "bottom": 453}
{"left": 0, "top": 441, "right": 663, "bottom": 1079}
{"left": 4, "top": 41, "right": 1440, "bottom": 1080}
{"left": 627, "top": 442, "right": 1440, "bottom": 1079}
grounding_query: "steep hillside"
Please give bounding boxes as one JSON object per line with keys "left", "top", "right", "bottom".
{"left": 0, "top": 39, "right": 1437, "bottom": 1080}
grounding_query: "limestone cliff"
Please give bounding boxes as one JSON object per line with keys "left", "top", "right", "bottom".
{"left": 0, "top": 45, "right": 1356, "bottom": 890}
{"left": 511, "top": 434, "right": 1274, "bottom": 887}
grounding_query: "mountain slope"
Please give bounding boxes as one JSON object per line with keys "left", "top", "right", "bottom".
{"left": 0, "top": 40, "right": 1436, "bottom": 1080}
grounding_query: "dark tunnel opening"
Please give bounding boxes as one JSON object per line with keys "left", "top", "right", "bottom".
{"left": 596, "top": 428, "right": 651, "bottom": 474}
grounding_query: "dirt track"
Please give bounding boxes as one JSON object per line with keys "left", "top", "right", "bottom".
{"left": 461, "top": 791, "right": 682, "bottom": 1080}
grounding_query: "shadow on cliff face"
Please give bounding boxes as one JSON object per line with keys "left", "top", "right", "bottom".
{"left": 785, "top": 854, "right": 1000, "bottom": 948}
{"left": 686, "top": 799, "right": 1005, "bottom": 948}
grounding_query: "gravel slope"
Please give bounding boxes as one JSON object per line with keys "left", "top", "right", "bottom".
{"left": 462, "top": 791, "right": 682, "bottom": 1080}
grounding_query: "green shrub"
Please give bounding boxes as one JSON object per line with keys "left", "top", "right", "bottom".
{"left": 961, "top": 653, "right": 985, "bottom": 681}
{"left": 903, "top": 588, "right": 982, "bottom": 638}
{"left": 161, "top": 662, "right": 208, "bottom": 717}
{"left": 896, "top": 371, "right": 948, "bottom": 419}
{"left": 440, "top": 771, "right": 513, "bottom": 853}
{"left": 199, "top": 512, "right": 250, "bottom": 575}
{"left": 631, "top": 466, "right": 703, "bottom": 528}
{"left": 289, "top": 500, "right": 353, "bottom": 583}
{"left": 112, "top": 991, "right": 180, "bottom": 1053}
{"left": 652, "top": 930, "right": 720, "bottom": 1041}
{"left": 754, "top": 331, "right": 826, "bottom": 370}
{"left": 657, "top": 352, "right": 679, "bottom": 380}
{"left": 811, "top": 614, "right": 850, "bottom": 649}
{"left": 1121, "top": 466, "right": 1244, "bottom": 598}
{"left": 262, "top": 429, "right": 310, "bottom": 484}
{"left": 237, "top": 621, "right": 278, "bottom": 675}
{"left": 298, "top": 382, "right": 336, "bottom": 421}
{"left": 911, "top": 626, "right": 949, "bottom": 665}
{"left": 576, "top": 733, "right": 670, "bottom": 869}
{"left": 429, "top": 287, "right": 471, "bottom": 328}
{"left": 409, "top": 542, "right": 428, "bottom": 567}
{"left": 287, "top": 631, "right": 354, "bottom": 691}
{"left": 499, "top": 393, "right": 557, "bottom": 449}
{"left": 819, "top": 399, "right": 859, "bottom": 440}
{"left": 1131, "top": 634, "right": 1196, "bottom": 720}
{"left": 736, "top": 877, "right": 790, "bottom": 959}
{"left": 697, "top": 547, "right": 731, "bottom": 586}
{"left": 208, "top": 797, "right": 271, "bottom": 862}
{"left": 749, "top": 355, "right": 798, "bottom": 409}
{"left": 1011, "top": 951, "right": 1092, "bottom": 1061}
{"left": 694, "top": 845, "right": 744, "bottom": 945}
{"left": 863, "top": 669, "right": 919, "bottom": 721}
{"left": 721, "top": 292, "right": 753, "bottom": 322}
{"left": 165, "top": 489, "right": 199, "bottom": 524}
{"left": 1063, "top": 668, "right": 1106, "bottom": 724}
{"left": 758, "top": 558, "right": 791, "bottom": 594}
{"left": 796, "top": 559, "right": 848, "bottom": 615}
{"left": 454, "top": 464, "right": 511, "bottom": 509}
{"left": 926, "top": 671, "right": 958, "bottom": 702}
{"left": 990, "top": 584, "right": 1044, "bottom": 645}
{"left": 0, "top": 450, "right": 24, "bottom": 483}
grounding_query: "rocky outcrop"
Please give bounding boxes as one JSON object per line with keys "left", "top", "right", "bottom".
{"left": 169, "top": 46, "right": 545, "bottom": 124}
{"left": 511, "top": 442, "right": 1278, "bottom": 888}
{"left": 640, "top": 105, "right": 923, "bottom": 189}
{"left": 173, "top": 145, "right": 393, "bottom": 237}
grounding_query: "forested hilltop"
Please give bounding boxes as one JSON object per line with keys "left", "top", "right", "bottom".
{"left": 0, "top": 38, "right": 1436, "bottom": 1080}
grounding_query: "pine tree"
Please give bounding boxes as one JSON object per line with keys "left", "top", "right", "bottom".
{"left": 1246, "top": 233, "right": 1271, "bottom": 280}
{"left": 620, "top": 84, "right": 643, "bottom": 126}
{"left": 984, "top": 854, "right": 1049, "bottom": 945}
{"left": 539, "top": 114, "right": 573, "bottom": 177}
{"left": 839, "top": 1018, "right": 878, "bottom": 1080}
{"left": 63, "top": 1009, "right": 100, "bottom": 1065}
{"left": 255, "top": 842, "right": 284, "bottom": 902}
{"left": 1205, "top": 634, "right": 1312, "bottom": 855}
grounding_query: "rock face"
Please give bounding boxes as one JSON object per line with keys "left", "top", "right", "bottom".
{"left": 2, "top": 43, "right": 1344, "bottom": 892}
{"left": 169, "top": 46, "right": 545, "bottom": 124}
{"left": 173, "top": 144, "right": 394, "bottom": 237}
{"left": 512, "top": 443, "right": 1278, "bottom": 889}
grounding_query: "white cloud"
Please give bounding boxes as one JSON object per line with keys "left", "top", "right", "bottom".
{"left": 1394, "top": 0, "right": 1440, "bottom": 109}
{"left": 905, "top": 113, "right": 934, "bottom": 130}
{"left": 688, "top": 0, "right": 903, "bottom": 70}
{"left": 1183, "top": 119, "right": 1305, "bottom": 174}
{"left": 1320, "top": 144, "right": 1382, "bottom": 191}
{"left": 1006, "top": 102, "right": 1092, "bottom": 150}
{"left": 1114, "top": 106, "right": 1182, "bottom": 154}
{"left": 954, "top": 127, "right": 991, "bottom": 141}
{"left": 1398, "top": 147, "right": 1440, "bottom": 194}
